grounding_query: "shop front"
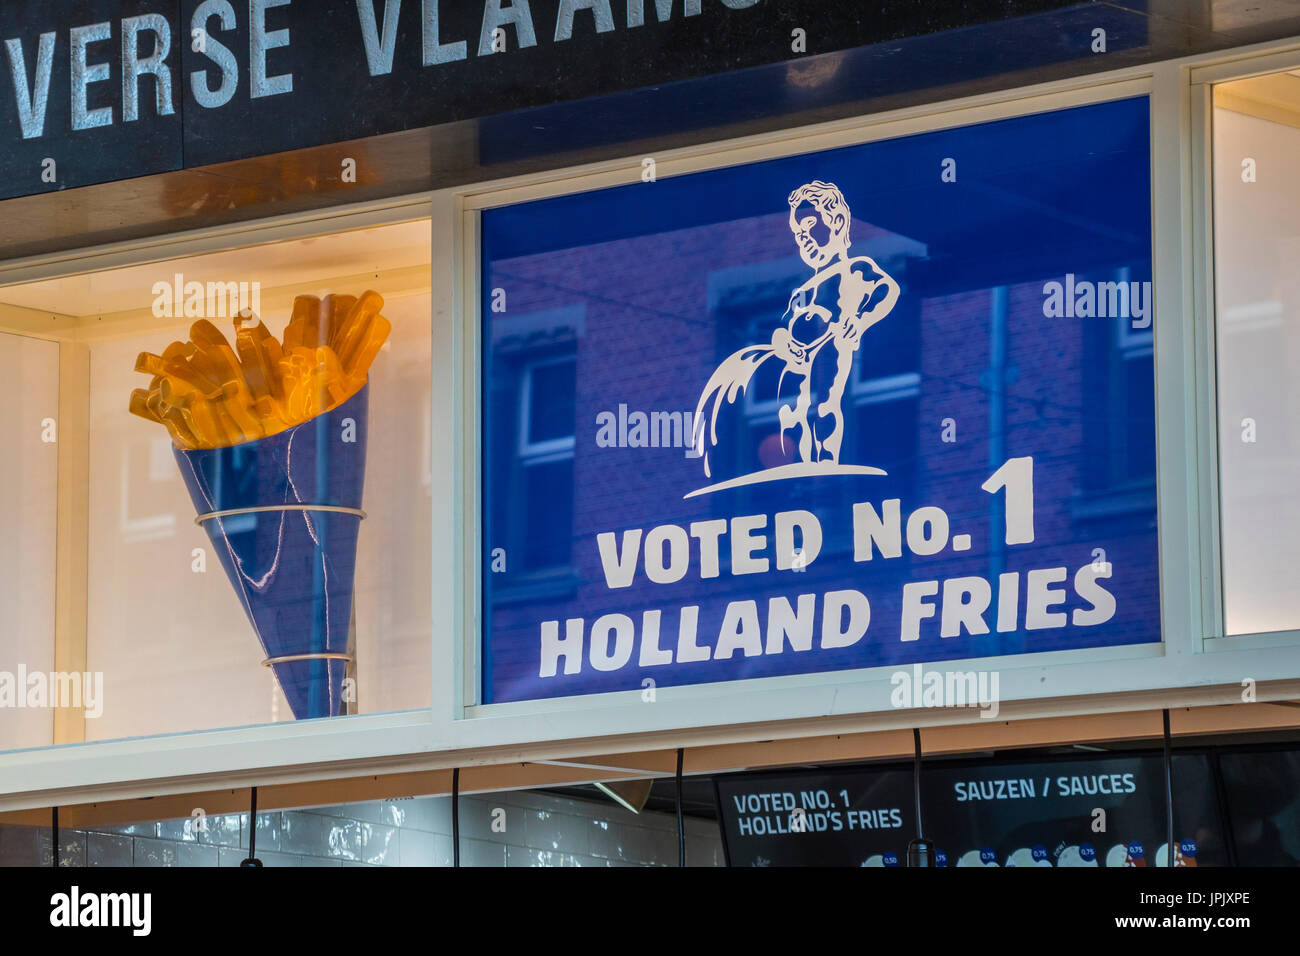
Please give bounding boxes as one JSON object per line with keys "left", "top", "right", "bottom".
{"left": 1, "top": 0, "right": 1300, "bottom": 876}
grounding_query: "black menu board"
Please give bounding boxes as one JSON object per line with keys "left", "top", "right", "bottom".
{"left": 921, "top": 753, "right": 1223, "bottom": 867}
{"left": 716, "top": 768, "right": 914, "bottom": 867}
{"left": 716, "top": 753, "right": 1225, "bottom": 867}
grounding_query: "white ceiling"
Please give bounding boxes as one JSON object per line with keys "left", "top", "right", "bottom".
{"left": 0, "top": 219, "right": 431, "bottom": 318}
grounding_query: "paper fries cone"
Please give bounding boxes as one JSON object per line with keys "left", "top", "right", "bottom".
{"left": 172, "top": 386, "right": 369, "bottom": 720}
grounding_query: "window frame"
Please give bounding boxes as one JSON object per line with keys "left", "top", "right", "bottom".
{"left": 1192, "top": 57, "right": 1300, "bottom": 649}
{"left": 455, "top": 56, "right": 1298, "bottom": 733}
{"left": 0, "top": 197, "right": 445, "bottom": 808}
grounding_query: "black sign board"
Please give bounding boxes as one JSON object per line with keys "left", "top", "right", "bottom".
{"left": 0, "top": 0, "right": 1086, "bottom": 200}
{"left": 717, "top": 753, "right": 1227, "bottom": 867}
{"left": 922, "top": 754, "right": 1224, "bottom": 868}
{"left": 716, "top": 768, "right": 915, "bottom": 867}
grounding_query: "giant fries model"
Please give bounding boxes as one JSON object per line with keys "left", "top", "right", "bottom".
{"left": 129, "top": 292, "right": 390, "bottom": 720}
{"left": 129, "top": 291, "right": 390, "bottom": 448}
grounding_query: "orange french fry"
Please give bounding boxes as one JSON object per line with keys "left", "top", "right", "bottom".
{"left": 191, "top": 320, "right": 248, "bottom": 388}
{"left": 335, "top": 315, "right": 374, "bottom": 375}
{"left": 344, "top": 313, "right": 391, "bottom": 382}
{"left": 236, "top": 346, "right": 274, "bottom": 403}
{"left": 298, "top": 296, "right": 330, "bottom": 351}
{"left": 277, "top": 349, "right": 314, "bottom": 422}
{"left": 159, "top": 406, "right": 199, "bottom": 449}
{"left": 283, "top": 378, "right": 310, "bottom": 423}
{"left": 294, "top": 354, "right": 332, "bottom": 417}
{"left": 306, "top": 347, "right": 349, "bottom": 407}
{"left": 278, "top": 347, "right": 315, "bottom": 380}
{"left": 184, "top": 348, "right": 234, "bottom": 394}
{"left": 300, "top": 296, "right": 331, "bottom": 350}
{"left": 259, "top": 334, "right": 285, "bottom": 402}
{"left": 162, "top": 358, "right": 222, "bottom": 398}
{"left": 326, "top": 294, "right": 357, "bottom": 345}
{"left": 135, "top": 352, "right": 167, "bottom": 377}
{"left": 217, "top": 381, "right": 263, "bottom": 439}
{"left": 159, "top": 377, "right": 196, "bottom": 406}
{"left": 189, "top": 319, "right": 232, "bottom": 350}
{"left": 231, "top": 311, "right": 287, "bottom": 405}
{"left": 211, "top": 405, "right": 252, "bottom": 446}
{"left": 165, "top": 395, "right": 205, "bottom": 447}
{"left": 129, "top": 389, "right": 162, "bottom": 423}
{"left": 159, "top": 393, "right": 201, "bottom": 447}
{"left": 183, "top": 395, "right": 228, "bottom": 449}
{"left": 233, "top": 317, "right": 274, "bottom": 398}
{"left": 282, "top": 295, "right": 320, "bottom": 352}
{"left": 332, "top": 291, "right": 384, "bottom": 365}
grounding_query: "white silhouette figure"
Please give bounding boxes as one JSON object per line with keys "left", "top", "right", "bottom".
{"left": 689, "top": 181, "right": 901, "bottom": 497}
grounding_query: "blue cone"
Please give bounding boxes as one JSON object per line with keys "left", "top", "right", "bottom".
{"left": 173, "top": 387, "right": 369, "bottom": 720}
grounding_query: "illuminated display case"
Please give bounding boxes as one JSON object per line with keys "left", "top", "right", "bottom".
{"left": 0, "top": 216, "right": 433, "bottom": 752}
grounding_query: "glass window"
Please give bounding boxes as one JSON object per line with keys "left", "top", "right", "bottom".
{"left": 524, "top": 358, "right": 577, "bottom": 449}
{"left": 1213, "top": 72, "right": 1300, "bottom": 636}
{"left": 0, "top": 333, "right": 59, "bottom": 751}
{"left": 0, "top": 219, "right": 433, "bottom": 749}
{"left": 0, "top": 783, "right": 725, "bottom": 867}
{"left": 480, "top": 97, "right": 1160, "bottom": 706}
{"left": 1219, "top": 748, "right": 1300, "bottom": 866}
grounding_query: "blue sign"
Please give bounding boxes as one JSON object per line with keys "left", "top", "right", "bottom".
{"left": 481, "top": 96, "right": 1157, "bottom": 704}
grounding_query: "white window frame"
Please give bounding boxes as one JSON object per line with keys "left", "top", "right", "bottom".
{"left": 1189, "top": 50, "right": 1300, "bottom": 654}
{"left": 453, "top": 48, "right": 1300, "bottom": 730}
{"left": 2, "top": 38, "right": 1300, "bottom": 808}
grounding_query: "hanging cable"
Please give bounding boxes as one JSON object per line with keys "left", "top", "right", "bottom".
{"left": 452, "top": 768, "right": 461, "bottom": 868}
{"left": 240, "top": 787, "right": 263, "bottom": 867}
{"left": 1162, "top": 709, "right": 1174, "bottom": 867}
{"left": 906, "top": 728, "right": 934, "bottom": 866}
{"left": 913, "top": 728, "right": 924, "bottom": 839}
{"left": 675, "top": 748, "right": 685, "bottom": 867}
{"left": 51, "top": 807, "right": 59, "bottom": 869}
